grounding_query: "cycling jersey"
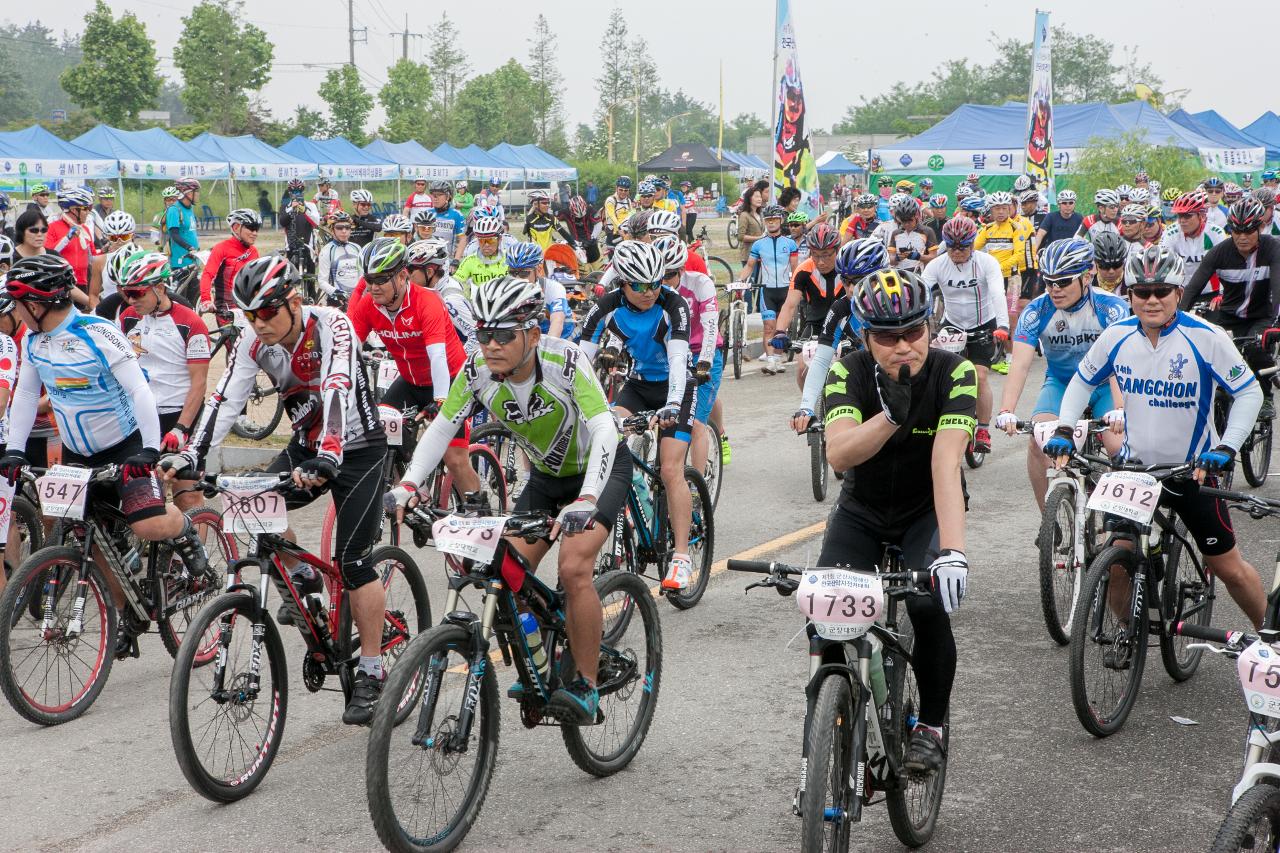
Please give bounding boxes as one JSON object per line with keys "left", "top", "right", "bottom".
{"left": 317, "top": 239, "right": 363, "bottom": 297}
{"left": 189, "top": 306, "right": 381, "bottom": 465}
{"left": 839, "top": 215, "right": 875, "bottom": 241}
{"left": 454, "top": 252, "right": 508, "bottom": 293}
{"left": 676, "top": 270, "right": 720, "bottom": 363}
{"left": 789, "top": 259, "right": 844, "bottom": 329}
{"left": 406, "top": 336, "right": 619, "bottom": 493}
{"left": 1076, "top": 216, "right": 1119, "bottom": 243}
{"left": 523, "top": 210, "right": 569, "bottom": 251}
{"left": 884, "top": 224, "right": 938, "bottom": 273}
{"left": 1064, "top": 312, "right": 1262, "bottom": 464}
{"left": 749, "top": 234, "right": 799, "bottom": 289}
{"left": 349, "top": 283, "right": 465, "bottom": 393}
{"left": 923, "top": 250, "right": 1009, "bottom": 331}
{"left": 165, "top": 202, "right": 199, "bottom": 269}
{"left": 603, "top": 193, "right": 634, "bottom": 236}
{"left": 433, "top": 275, "right": 478, "bottom": 354}
{"left": 538, "top": 276, "right": 574, "bottom": 339}
{"left": 1207, "top": 205, "right": 1228, "bottom": 231}
{"left": 8, "top": 308, "right": 161, "bottom": 457}
{"left": 350, "top": 213, "right": 381, "bottom": 247}
{"left": 793, "top": 234, "right": 810, "bottom": 263}
{"left": 199, "top": 236, "right": 259, "bottom": 309}
{"left": 974, "top": 219, "right": 1028, "bottom": 277}
{"left": 1037, "top": 210, "right": 1084, "bottom": 246}
{"left": 279, "top": 195, "right": 317, "bottom": 251}
{"left": 404, "top": 192, "right": 432, "bottom": 214}
{"left": 1014, "top": 287, "right": 1130, "bottom": 383}
{"left": 46, "top": 218, "right": 96, "bottom": 286}
{"left": 119, "top": 301, "right": 210, "bottom": 413}
{"left": 1181, "top": 234, "right": 1280, "bottom": 321}
{"left": 579, "top": 286, "right": 691, "bottom": 404}
{"left": 432, "top": 207, "right": 466, "bottom": 249}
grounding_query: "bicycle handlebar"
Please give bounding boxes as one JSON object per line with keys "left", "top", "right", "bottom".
{"left": 726, "top": 558, "right": 930, "bottom": 586}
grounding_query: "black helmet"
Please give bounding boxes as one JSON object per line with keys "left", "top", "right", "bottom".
{"left": 5, "top": 254, "right": 76, "bottom": 303}
{"left": 233, "top": 256, "right": 300, "bottom": 311}
{"left": 848, "top": 268, "right": 931, "bottom": 331}
{"left": 1124, "top": 244, "right": 1185, "bottom": 288}
{"left": 1227, "top": 198, "right": 1267, "bottom": 233}
{"left": 1090, "top": 230, "right": 1129, "bottom": 269}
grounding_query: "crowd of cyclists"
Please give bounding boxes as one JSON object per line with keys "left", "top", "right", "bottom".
{"left": 2, "top": 156, "right": 1280, "bottom": 849}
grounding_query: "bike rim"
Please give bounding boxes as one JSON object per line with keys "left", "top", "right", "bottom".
{"left": 578, "top": 581, "right": 657, "bottom": 762}
{"left": 899, "top": 664, "right": 945, "bottom": 827}
{"left": 378, "top": 555, "right": 427, "bottom": 715}
{"left": 1051, "top": 498, "right": 1078, "bottom": 633}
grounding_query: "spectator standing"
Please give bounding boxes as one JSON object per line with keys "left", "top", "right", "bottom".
{"left": 257, "top": 188, "right": 276, "bottom": 228}
{"left": 737, "top": 185, "right": 766, "bottom": 270}
{"left": 586, "top": 180, "right": 599, "bottom": 206}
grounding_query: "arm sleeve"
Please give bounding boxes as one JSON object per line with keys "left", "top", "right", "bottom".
{"left": 418, "top": 293, "right": 455, "bottom": 394}
{"left": 168, "top": 227, "right": 195, "bottom": 252}
{"left": 985, "top": 255, "right": 1011, "bottom": 329}
{"left": 579, "top": 411, "right": 620, "bottom": 500}
{"left": 692, "top": 276, "right": 719, "bottom": 363}
{"left": 188, "top": 330, "right": 261, "bottom": 461}
{"left": 5, "top": 349, "right": 41, "bottom": 453}
{"left": 315, "top": 313, "right": 360, "bottom": 464}
{"left": 664, "top": 339, "right": 690, "bottom": 407}
{"left": 799, "top": 344, "right": 835, "bottom": 412}
{"left": 403, "top": 370, "right": 475, "bottom": 485}
{"left": 1222, "top": 380, "right": 1263, "bottom": 451}
{"left": 1056, "top": 376, "right": 1094, "bottom": 427}
{"left": 316, "top": 244, "right": 334, "bottom": 295}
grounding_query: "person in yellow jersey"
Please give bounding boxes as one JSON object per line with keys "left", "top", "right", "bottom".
{"left": 974, "top": 191, "right": 1028, "bottom": 372}
{"left": 602, "top": 176, "right": 635, "bottom": 248}
{"left": 651, "top": 177, "right": 680, "bottom": 216}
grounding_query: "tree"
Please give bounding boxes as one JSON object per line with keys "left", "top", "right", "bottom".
{"left": 173, "top": 1, "right": 273, "bottom": 133}
{"left": 155, "top": 79, "right": 192, "bottom": 125}
{"left": 60, "top": 1, "right": 160, "bottom": 125}
{"left": 452, "top": 60, "right": 537, "bottom": 148}
{"left": 527, "top": 14, "right": 566, "bottom": 155}
{"left": 3, "top": 22, "right": 80, "bottom": 120}
{"left": 259, "top": 105, "right": 326, "bottom": 147}
{"left": 593, "top": 8, "right": 630, "bottom": 161}
{"left": 1068, "top": 131, "right": 1203, "bottom": 205}
{"left": 318, "top": 65, "right": 373, "bottom": 144}
{"left": 423, "top": 13, "right": 470, "bottom": 147}
{"left": 723, "top": 113, "right": 770, "bottom": 152}
{"left": 0, "top": 40, "right": 34, "bottom": 124}
{"left": 378, "top": 59, "right": 433, "bottom": 143}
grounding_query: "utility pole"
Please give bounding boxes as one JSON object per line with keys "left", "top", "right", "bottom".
{"left": 390, "top": 14, "right": 423, "bottom": 61}
{"left": 347, "top": 0, "right": 367, "bottom": 66}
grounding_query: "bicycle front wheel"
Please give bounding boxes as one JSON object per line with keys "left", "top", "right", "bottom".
{"left": 471, "top": 422, "right": 531, "bottom": 507}
{"left": 1069, "top": 547, "right": 1148, "bottom": 738}
{"left": 731, "top": 309, "right": 745, "bottom": 379}
{"left": 1210, "top": 781, "right": 1280, "bottom": 853}
{"left": 800, "top": 674, "right": 856, "bottom": 852}
{"left": 1037, "top": 485, "right": 1081, "bottom": 646}
{"left": 1244, "top": 421, "right": 1273, "bottom": 488}
{"left": 700, "top": 419, "right": 724, "bottom": 509}
{"left": 367, "top": 623, "right": 499, "bottom": 853}
{"left": 159, "top": 507, "right": 239, "bottom": 662}
{"left": 468, "top": 444, "right": 509, "bottom": 512}
{"left": 809, "top": 427, "right": 828, "bottom": 502}
{"left": 726, "top": 218, "right": 739, "bottom": 249}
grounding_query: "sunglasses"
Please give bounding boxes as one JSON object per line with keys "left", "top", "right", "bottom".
{"left": 626, "top": 280, "right": 660, "bottom": 293}
{"left": 1129, "top": 285, "right": 1176, "bottom": 300}
{"left": 1042, "top": 276, "right": 1078, "bottom": 289}
{"left": 120, "top": 287, "right": 151, "bottom": 300}
{"left": 333, "top": 224, "right": 352, "bottom": 230}
{"left": 366, "top": 272, "right": 396, "bottom": 286}
{"left": 25, "top": 227, "right": 48, "bottom": 234}
{"left": 1096, "top": 263, "right": 1124, "bottom": 272}
{"left": 243, "top": 304, "right": 285, "bottom": 323}
{"left": 868, "top": 325, "right": 927, "bottom": 347}
{"left": 239, "top": 224, "right": 260, "bottom": 232}
{"left": 475, "top": 326, "right": 520, "bottom": 345}
{"left": 1120, "top": 218, "right": 1143, "bottom": 225}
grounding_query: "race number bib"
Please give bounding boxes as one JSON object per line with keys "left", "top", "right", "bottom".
{"left": 220, "top": 476, "right": 288, "bottom": 535}
{"left": 36, "top": 466, "right": 92, "bottom": 520}
{"left": 1033, "top": 419, "right": 1092, "bottom": 450}
{"left": 933, "top": 328, "right": 967, "bottom": 354}
{"left": 379, "top": 404, "right": 403, "bottom": 447}
{"left": 1238, "top": 640, "right": 1280, "bottom": 719}
{"left": 431, "top": 515, "right": 504, "bottom": 563}
{"left": 800, "top": 339, "right": 819, "bottom": 362}
{"left": 377, "top": 358, "right": 400, "bottom": 391}
{"left": 796, "top": 569, "right": 884, "bottom": 641}
{"left": 0, "top": 478, "right": 16, "bottom": 545}
{"left": 1086, "top": 471, "right": 1161, "bottom": 524}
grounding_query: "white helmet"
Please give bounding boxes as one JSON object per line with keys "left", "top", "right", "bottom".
{"left": 527, "top": 188, "right": 552, "bottom": 202}
{"left": 350, "top": 189, "right": 373, "bottom": 204}
{"left": 610, "top": 240, "right": 666, "bottom": 284}
{"left": 473, "top": 215, "right": 503, "bottom": 236}
{"left": 651, "top": 235, "right": 688, "bottom": 272}
{"left": 1115, "top": 183, "right": 1134, "bottom": 198}
{"left": 645, "top": 209, "right": 682, "bottom": 236}
{"left": 382, "top": 214, "right": 412, "bottom": 234}
{"left": 1128, "top": 187, "right": 1150, "bottom": 204}
{"left": 1095, "top": 188, "right": 1121, "bottom": 206}
{"left": 102, "top": 210, "right": 136, "bottom": 237}
{"left": 987, "top": 191, "right": 1014, "bottom": 207}
{"left": 57, "top": 186, "right": 94, "bottom": 209}
{"left": 471, "top": 274, "right": 544, "bottom": 326}
{"left": 1056, "top": 189, "right": 1077, "bottom": 203}
{"left": 226, "top": 208, "right": 261, "bottom": 229}
{"left": 406, "top": 238, "right": 450, "bottom": 269}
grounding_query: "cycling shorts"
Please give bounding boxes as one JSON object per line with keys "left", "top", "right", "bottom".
{"left": 957, "top": 319, "right": 998, "bottom": 368}
{"left": 1153, "top": 476, "right": 1235, "bottom": 557}
{"left": 63, "top": 431, "right": 167, "bottom": 525}
{"left": 1033, "top": 373, "right": 1114, "bottom": 417}
{"left": 762, "top": 287, "right": 789, "bottom": 315}
{"left": 380, "top": 377, "right": 469, "bottom": 450}
{"left": 514, "top": 439, "right": 632, "bottom": 541}
{"left": 694, "top": 350, "right": 724, "bottom": 424}
{"left": 614, "top": 378, "right": 695, "bottom": 443}
{"left": 265, "top": 439, "right": 388, "bottom": 589}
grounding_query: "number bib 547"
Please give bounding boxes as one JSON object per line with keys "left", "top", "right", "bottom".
{"left": 37, "top": 465, "right": 92, "bottom": 520}
{"left": 796, "top": 569, "right": 885, "bottom": 640}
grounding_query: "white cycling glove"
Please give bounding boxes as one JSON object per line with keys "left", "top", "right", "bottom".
{"left": 1103, "top": 409, "right": 1125, "bottom": 429}
{"left": 993, "top": 411, "right": 1018, "bottom": 432}
{"left": 929, "top": 549, "right": 968, "bottom": 615}
{"left": 556, "top": 497, "right": 597, "bottom": 535}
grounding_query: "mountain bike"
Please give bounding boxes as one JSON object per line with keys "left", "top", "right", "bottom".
{"left": 698, "top": 415, "right": 724, "bottom": 510}
{"left": 720, "top": 281, "right": 755, "bottom": 380}
{"left": 1, "top": 469, "right": 44, "bottom": 576}
{"left": 0, "top": 464, "right": 234, "bottom": 725}
{"left": 728, "top": 556, "right": 947, "bottom": 850}
{"left": 690, "top": 232, "right": 736, "bottom": 287}
{"left": 207, "top": 322, "right": 285, "bottom": 441}
{"left": 367, "top": 506, "right": 662, "bottom": 852}
{"left": 726, "top": 215, "right": 740, "bottom": 249}
{"left": 168, "top": 472, "right": 430, "bottom": 802}
{"left": 931, "top": 325, "right": 993, "bottom": 469}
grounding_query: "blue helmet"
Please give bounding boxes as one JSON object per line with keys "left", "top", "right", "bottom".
{"left": 835, "top": 237, "right": 888, "bottom": 279}
{"left": 1039, "top": 238, "right": 1095, "bottom": 280}
{"left": 1264, "top": 170, "right": 1278, "bottom": 182}
{"left": 503, "top": 241, "right": 544, "bottom": 272}
{"left": 960, "top": 196, "right": 986, "bottom": 214}
{"left": 615, "top": 175, "right": 633, "bottom": 189}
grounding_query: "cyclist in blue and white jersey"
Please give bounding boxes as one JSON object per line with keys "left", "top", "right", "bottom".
{"left": 738, "top": 203, "right": 798, "bottom": 375}
{"left": 504, "top": 241, "right": 573, "bottom": 341}
{"left": 426, "top": 180, "right": 467, "bottom": 258}
{"left": 1045, "top": 245, "right": 1266, "bottom": 629}
{"left": 578, "top": 240, "right": 696, "bottom": 592}
{"left": 994, "top": 239, "right": 1128, "bottom": 510}
{"left": 1202, "top": 177, "right": 1229, "bottom": 230}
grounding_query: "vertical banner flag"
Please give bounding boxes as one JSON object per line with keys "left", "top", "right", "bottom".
{"left": 1024, "top": 10, "right": 1054, "bottom": 207}
{"left": 773, "top": 0, "right": 820, "bottom": 217}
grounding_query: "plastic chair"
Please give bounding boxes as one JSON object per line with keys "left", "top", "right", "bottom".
{"left": 199, "top": 204, "right": 218, "bottom": 229}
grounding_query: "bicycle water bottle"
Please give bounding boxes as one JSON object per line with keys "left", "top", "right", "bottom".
{"left": 519, "top": 612, "right": 549, "bottom": 680}
{"left": 630, "top": 467, "right": 653, "bottom": 522}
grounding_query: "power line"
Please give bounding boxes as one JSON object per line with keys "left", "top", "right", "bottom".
{"left": 389, "top": 14, "right": 423, "bottom": 61}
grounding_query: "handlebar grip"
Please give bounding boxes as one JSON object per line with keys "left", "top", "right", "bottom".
{"left": 726, "top": 559, "right": 776, "bottom": 574}
{"left": 1174, "top": 621, "right": 1247, "bottom": 644}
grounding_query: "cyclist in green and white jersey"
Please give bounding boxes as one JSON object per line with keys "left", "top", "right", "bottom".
{"left": 390, "top": 276, "right": 631, "bottom": 725}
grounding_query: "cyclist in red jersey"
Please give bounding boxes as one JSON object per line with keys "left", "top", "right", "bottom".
{"left": 198, "top": 209, "right": 261, "bottom": 319}
{"left": 45, "top": 187, "right": 95, "bottom": 308}
{"left": 347, "top": 238, "right": 479, "bottom": 494}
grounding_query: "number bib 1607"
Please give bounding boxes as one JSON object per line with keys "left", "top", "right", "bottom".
{"left": 1238, "top": 640, "right": 1280, "bottom": 719}
{"left": 220, "top": 476, "right": 288, "bottom": 534}
{"left": 432, "top": 515, "right": 504, "bottom": 563}
{"left": 1033, "top": 419, "right": 1092, "bottom": 450}
{"left": 379, "top": 404, "right": 403, "bottom": 447}
{"left": 37, "top": 465, "right": 92, "bottom": 520}
{"left": 796, "top": 569, "right": 885, "bottom": 640}
{"left": 1086, "top": 471, "right": 1162, "bottom": 524}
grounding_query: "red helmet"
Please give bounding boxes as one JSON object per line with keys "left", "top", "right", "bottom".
{"left": 940, "top": 216, "right": 979, "bottom": 247}
{"left": 1171, "top": 190, "right": 1207, "bottom": 215}
{"left": 807, "top": 221, "right": 839, "bottom": 251}
{"left": 569, "top": 195, "right": 587, "bottom": 218}
{"left": 174, "top": 178, "right": 201, "bottom": 194}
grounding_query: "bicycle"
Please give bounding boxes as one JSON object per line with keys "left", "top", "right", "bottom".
{"left": 0, "top": 464, "right": 234, "bottom": 725}
{"left": 168, "top": 472, "right": 431, "bottom": 802}
{"left": 1066, "top": 457, "right": 1217, "bottom": 737}
{"left": 930, "top": 325, "right": 994, "bottom": 469}
{"left": 726, "top": 214, "right": 740, "bottom": 249}
{"left": 720, "top": 281, "right": 755, "bottom": 380}
{"left": 1, "top": 469, "right": 44, "bottom": 576}
{"left": 366, "top": 506, "right": 662, "bottom": 852}
{"left": 1218, "top": 334, "right": 1277, "bottom": 488}
{"left": 207, "top": 322, "right": 285, "bottom": 442}
{"left": 698, "top": 413, "right": 724, "bottom": 510}
{"left": 728, "top": 556, "right": 948, "bottom": 850}
{"left": 689, "top": 233, "right": 736, "bottom": 287}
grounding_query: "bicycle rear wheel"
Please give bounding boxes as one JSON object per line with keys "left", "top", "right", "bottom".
{"left": 5, "top": 496, "right": 41, "bottom": 572}
{"left": 230, "top": 373, "right": 284, "bottom": 440}
{"left": 468, "top": 444, "right": 509, "bottom": 512}
{"left": 705, "top": 255, "right": 735, "bottom": 287}
{"left": 1069, "top": 547, "right": 1148, "bottom": 737}
{"left": 700, "top": 419, "right": 723, "bottom": 510}
{"left": 726, "top": 218, "right": 739, "bottom": 249}
{"left": 809, "top": 427, "right": 828, "bottom": 502}
{"left": 731, "top": 309, "right": 745, "bottom": 379}
{"left": 800, "top": 674, "right": 856, "bottom": 852}
{"left": 367, "top": 623, "right": 499, "bottom": 853}
{"left": 1159, "top": 522, "right": 1214, "bottom": 682}
{"left": 885, "top": 621, "right": 947, "bottom": 847}
{"left": 471, "top": 422, "right": 531, "bottom": 507}
{"left": 1037, "top": 484, "right": 1082, "bottom": 646}
{"left": 660, "top": 467, "right": 714, "bottom": 610}
{"left": 1244, "top": 421, "right": 1273, "bottom": 487}
{"left": 1210, "top": 781, "right": 1280, "bottom": 853}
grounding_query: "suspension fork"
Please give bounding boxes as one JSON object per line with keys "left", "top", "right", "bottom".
{"left": 59, "top": 524, "right": 98, "bottom": 638}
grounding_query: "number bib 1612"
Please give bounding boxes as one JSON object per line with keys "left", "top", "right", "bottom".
{"left": 37, "top": 465, "right": 92, "bottom": 520}
{"left": 220, "top": 476, "right": 288, "bottom": 535}
{"left": 1086, "top": 471, "right": 1162, "bottom": 524}
{"left": 1238, "top": 640, "right": 1280, "bottom": 719}
{"left": 432, "top": 515, "right": 504, "bottom": 563}
{"left": 796, "top": 569, "right": 885, "bottom": 640}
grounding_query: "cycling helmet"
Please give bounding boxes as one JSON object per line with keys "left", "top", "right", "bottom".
{"left": 1119, "top": 203, "right": 1149, "bottom": 222}
{"left": 877, "top": 176, "right": 893, "bottom": 187}
{"left": 30, "top": 183, "right": 48, "bottom": 195}
{"left": 615, "top": 176, "right": 633, "bottom": 189}
{"left": 1018, "top": 189, "right": 1039, "bottom": 205}
{"left": 471, "top": 275, "right": 543, "bottom": 327}
{"left": 637, "top": 180, "right": 657, "bottom": 197}
{"left": 960, "top": 196, "right": 986, "bottom": 214}
{"left": 835, "top": 237, "right": 888, "bottom": 279}
{"left": 161, "top": 186, "right": 181, "bottom": 200}
{"left": 1115, "top": 183, "right": 1134, "bottom": 199}
{"left": 120, "top": 251, "right": 172, "bottom": 289}
{"left": 489, "top": 177, "right": 501, "bottom": 188}
{"left": 0, "top": 296, "right": 15, "bottom": 317}
{"left": 361, "top": 237, "right": 408, "bottom": 276}
{"left": 1149, "top": 180, "right": 1162, "bottom": 197}
{"left": 1172, "top": 190, "right": 1208, "bottom": 215}
{"left": 855, "top": 192, "right": 878, "bottom": 207}
{"left": 1227, "top": 198, "right": 1268, "bottom": 233}
{"left": 406, "top": 238, "right": 450, "bottom": 269}
{"left": 1128, "top": 187, "right": 1150, "bottom": 204}
{"left": 1204, "top": 176, "right": 1225, "bottom": 189}
{"left": 919, "top": 178, "right": 934, "bottom": 188}
{"left": 102, "top": 210, "right": 136, "bottom": 237}
{"left": 954, "top": 184, "right": 974, "bottom": 201}
{"left": 1124, "top": 244, "right": 1184, "bottom": 287}
{"left": 103, "top": 243, "right": 140, "bottom": 290}
{"left": 680, "top": 180, "right": 692, "bottom": 189}
{"left": 1013, "top": 175, "right": 1033, "bottom": 192}
{"left": 652, "top": 234, "right": 689, "bottom": 272}
{"left": 940, "top": 216, "right": 979, "bottom": 247}
{"left": 1264, "top": 170, "right": 1279, "bottom": 182}
{"left": 625, "top": 209, "right": 652, "bottom": 236}
{"left": 455, "top": 181, "right": 469, "bottom": 192}
{"left": 56, "top": 187, "right": 93, "bottom": 209}
{"left": 503, "top": 241, "right": 545, "bottom": 272}
{"left": 411, "top": 207, "right": 438, "bottom": 227}
{"left": 569, "top": 196, "right": 588, "bottom": 218}
{"left": 286, "top": 178, "right": 305, "bottom": 191}
{"left": 1161, "top": 187, "right": 1183, "bottom": 202}
{"left": 1224, "top": 181, "right": 1243, "bottom": 196}
{"left": 610, "top": 240, "right": 666, "bottom": 284}
{"left": 849, "top": 268, "right": 931, "bottom": 331}
{"left": 807, "top": 222, "right": 840, "bottom": 251}
{"left": 472, "top": 215, "right": 503, "bottom": 237}
{"left": 652, "top": 177, "right": 669, "bottom": 190}
{"left": 987, "top": 191, "right": 1013, "bottom": 207}
{"left": 528, "top": 188, "right": 551, "bottom": 203}
{"left": 6, "top": 254, "right": 76, "bottom": 303}
{"left": 0, "top": 236, "right": 14, "bottom": 267}
{"left": 233, "top": 256, "right": 300, "bottom": 310}
{"left": 350, "top": 189, "right": 373, "bottom": 204}
{"left": 0, "top": 192, "right": 9, "bottom": 211}
{"left": 329, "top": 211, "right": 352, "bottom": 226}
{"left": 1039, "top": 238, "right": 1094, "bottom": 280}
{"left": 891, "top": 195, "right": 920, "bottom": 221}
{"left": 786, "top": 211, "right": 809, "bottom": 224}
{"left": 381, "top": 214, "right": 412, "bottom": 234}
{"left": 761, "top": 204, "right": 786, "bottom": 220}
{"left": 226, "top": 208, "right": 261, "bottom": 229}
{"left": 174, "top": 178, "right": 200, "bottom": 194}
{"left": 1134, "top": 170, "right": 1150, "bottom": 183}
{"left": 895, "top": 180, "right": 915, "bottom": 193}
{"left": 966, "top": 172, "right": 980, "bottom": 182}
{"left": 428, "top": 180, "right": 454, "bottom": 195}
{"left": 929, "top": 193, "right": 948, "bottom": 208}
{"left": 96, "top": 185, "right": 115, "bottom": 199}
{"left": 1091, "top": 230, "right": 1129, "bottom": 268}
{"left": 1253, "top": 187, "right": 1277, "bottom": 207}
{"left": 645, "top": 209, "right": 682, "bottom": 235}
{"left": 1056, "top": 189, "right": 1077, "bottom": 203}
{"left": 1094, "top": 188, "right": 1121, "bottom": 207}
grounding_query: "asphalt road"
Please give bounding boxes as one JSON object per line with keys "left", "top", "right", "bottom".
{"left": 1, "top": 355, "right": 1275, "bottom": 853}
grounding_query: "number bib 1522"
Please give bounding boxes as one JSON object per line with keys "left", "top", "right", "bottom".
{"left": 1033, "top": 419, "right": 1092, "bottom": 451}
{"left": 1238, "top": 640, "right": 1280, "bottom": 719}
{"left": 796, "top": 569, "right": 885, "bottom": 640}
{"left": 933, "top": 329, "right": 967, "bottom": 354}
{"left": 1086, "top": 471, "right": 1162, "bottom": 524}
{"left": 36, "top": 465, "right": 92, "bottom": 520}
{"left": 432, "top": 515, "right": 504, "bottom": 563}
{"left": 379, "top": 404, "right": 403, "bottom": 447}
{"left": 220, "top": 476, "right": 288, "bottom": 535}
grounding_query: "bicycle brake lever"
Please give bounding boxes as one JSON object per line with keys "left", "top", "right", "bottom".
{"left": 744, "top": 579, "right": 772, "bottom": 594}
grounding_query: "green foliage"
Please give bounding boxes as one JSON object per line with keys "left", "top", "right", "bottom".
{"left": 423, "top": 13, "right": 469, "bottom": 148}
{"left": 166, "top": 123, "right": 211, "bottom": 142}
{"left": 1066, "top": 131, "right": 1204, "bottom": 210}
{"left": 452, "top": 60, "right": 537, "bottom": 148}
{"left": 318, "top": 65, "right": 373, "bottom": 144}
{"left": 378, "top": 59, "right": 433, "bottom": 143}
{"left": 527, "top": 14, "right": 566, "bottom": 156}
{"left": 0, "top": 22, "right": 79, "bottom": 123}
{"left": 173, "top": 2, "right": 273, "bottom": 134}
{"left": 59, "top": 1, "right": 160, "bottom": 126}
{"left": 0, "top": 39, "right": 33, "bottom": 124}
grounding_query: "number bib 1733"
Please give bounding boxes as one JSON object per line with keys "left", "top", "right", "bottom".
{"left": 377, "top": 358, "right": 400, "bottom": 391}
{"left": 36, "top": 465, "right": 92, "bottom": 520}
{"left": 432, "top": 515, "right": 504, "bottom": 563}
{"left": 379, "top": 404, "right": 403, "bottom": 447}
{"left": 1086, "top": 471, "right": 1162, "bottom": 524}
{"left": 1238, "top": 640, "right": 1280, "bottom": 719}
{"left": 796, "top": 569, "right": 885, "bottom": 640}
{"left": 220, "top": 476, "right": 288, "bottom": 535}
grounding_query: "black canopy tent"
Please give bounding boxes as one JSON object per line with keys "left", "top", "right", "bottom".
{"left": 637, "top": 142, "right": 740, "bottom": 172}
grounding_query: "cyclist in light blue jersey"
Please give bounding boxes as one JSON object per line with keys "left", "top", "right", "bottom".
{"left": 504, "top": 241, "right": 573, "bottom": 340}
{"left": 739, "top": 203, "right": 798, "bottom": 374}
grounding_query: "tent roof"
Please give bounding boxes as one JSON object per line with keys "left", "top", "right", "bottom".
{"left": 433, "top": 143, "right": 524, "bottom": 180}
{"left": 488, "top": 143, "right": 576, "bottom": 181}
{"left": 364, "top": 138, "right": 466, "bottom": 180}
{"left": 815, "top": 151, "right": 864, "bottom": 174}
{"left": 1167, "top": 109, "right": 1242, "bottom": 148}
{"left": 277, "top": 136, "right": 398, "bottom": 180}
{"left": 720, "top": 150, "right": 770, "bottom": 178}
{"left": 1244, "top": 112, "right": 1280, "bottom": 152}
{"left": 0, "top": 125, "right": 118, "bottom": 180}
{"left": 637, "top": 142, "right": 738, "bottom": 172}
{"left": 189, "top": 132, "right": 317, "bottom": 181}
{"left": 73, "top": 125, "right": 229, "bottom": 180}
{"left": 1187, "top": 110, "right": 1280, "bottom": 161}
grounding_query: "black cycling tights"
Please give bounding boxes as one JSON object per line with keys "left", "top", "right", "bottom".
{"left": 817, "top": 503, "right": 957, "bottom": 728}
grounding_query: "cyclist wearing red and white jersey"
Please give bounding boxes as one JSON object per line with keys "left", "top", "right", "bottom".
{"left": 198, "top": 208, "right": 261, "bottom": 319}
{"left": 1076, "top": 188, "right": 1121, "bottom": 242}
{"left": 45, "top": 187, "right": 96, "bottom": 308}
{"left": 402, "top": 178, "right": 432, "bottom": 218}
{"left": 838, "top": 193, "right": 880, "bottom": 245}
{"left": 1161, "top": 190, "right": 1227, "bottom": 290}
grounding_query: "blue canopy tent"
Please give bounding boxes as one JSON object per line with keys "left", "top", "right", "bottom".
{"left": 364, "top": 139, "right": 466, "bottom": 181}
{"left": 434, "top": 143, "right": 525, "bottom": 182}
{"left": 1244, "top": 113, "right": 1280, "bottom": 165}
{"left": 488, "top": 143, "right": 576, "bottom": 181}
{"left": 1187, "top": 110, "right": 1280, "bottom": 164}
{"left": 0, "top": 125, "right": 117, "bottom": 185}
{"left": 721, "top": 150, "right": 770, "bottom": 179}
{"left": 189, "top": 133, "right": 317, "bottom": 182}
{"left": 815, "top": 151, "right": 864, "bottom": 175}
{"left": 278, "top": 136, "right": 398, "bottom": 181}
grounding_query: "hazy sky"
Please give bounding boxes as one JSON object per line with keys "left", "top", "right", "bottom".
{"left": 18, "top": 0, "right": 1272, "bottom": 134}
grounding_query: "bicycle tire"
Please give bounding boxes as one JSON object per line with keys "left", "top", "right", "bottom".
{"left": 0, "top": 547, "right": 115, "bottom": 726}
{"left": 1209, "top": 781, "right": 1280, "bottom": 853}
{"left": 964, "top": 446, "right": 986, "bottom": 469}
{"left": 884, "top": 633, "right": 948, "bottom": 847}
{"left": 366, "top": 622, "right": 499, "bottom": 853}
{"left": 800, "top": 674, "right": 856, "bottom": 852}
{"left": 169, "top": 592, "right": 288, "bottom": 802}
{"left": 706, "top": 255, "right": 735, "bottom": 288}
{"left": 230, "top": 375, "right": 285, "bottom": 440}
{"left": 1159, "top": 521, "right": 1213, "bottom": 682}
{"left": 1038, "top": 484, "right": 1081, "bottom": 647}
{"left": 727, "top": 218, "right": 739, "bottom": 250}
{"left": 6, "top": 495, "right": 42, "bottom": 573}
{"left": 468, "top": 445, "right": 509, "bottom": 512}
{"left": 659, "top": 467, "right": 715, "bottom": 610}
{"left": 1069, "top": 547, "right": 1148, "bottom": 738}
{"left": 731, "top": 310, "right": 745, "bottom": 379}
{"left": 1244, "top": 421, "right": 1273, "bottom": 488}
{"left": 471, "top": 421, "right": 532, "bottom": 506}
{"left": 701, "top": 419, "right": 724, "bottom": 510}
{"left": 809, "top": 427, "right": 828, "bottom": 502}
{"left": 158, "top": 507, "right": 240, "bottom": 662}
{"left": 561, "top": 571, "right": 662, "bottom": 776}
